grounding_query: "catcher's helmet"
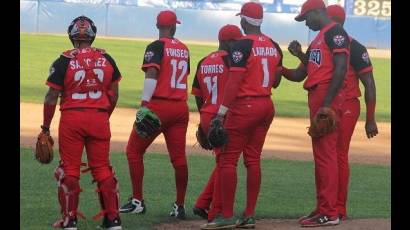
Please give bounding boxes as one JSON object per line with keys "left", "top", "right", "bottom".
{"left": 67, "top": 15, "right": 97, "bottom": 45}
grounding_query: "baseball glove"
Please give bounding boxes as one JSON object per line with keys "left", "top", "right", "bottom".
{"left": 196, "top": 124, "right": 213, "bottom": 150}
{"left": 308, "top": 107, "right": 338, "bottom": 138}
{"left": 35, "top": 126, "right": 54, "bottom": 164}
{"left": 208, "top": 117, "right": 228, "bottom": 148}
{"left": 134, "top": 107, "right": 161, "bottom": 139}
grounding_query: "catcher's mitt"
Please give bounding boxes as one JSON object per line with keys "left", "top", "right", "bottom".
{"left": 208, "top": 117, "right": 228, "bottom": 148}
{"left": 196, "top": 124, "right": 213, "bottom": 150}
{"left": 35, "top": 126, "right": 54, "bottom": 164}
{"left": 134, "top": 107, "right": 161, "bottom": 139}
{"left": 308, "top": 107, "right": 338, "bottom": 138}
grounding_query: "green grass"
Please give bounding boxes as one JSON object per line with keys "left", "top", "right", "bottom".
{"left": 20, "top": 33, "right": 391, "bottom": 121}
{"left": 21, "top": 148, "right": 390, "bottom": 229}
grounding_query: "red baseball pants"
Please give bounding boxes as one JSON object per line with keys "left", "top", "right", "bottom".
{"left": 216, "top": 97, "right": 274, "bottom": 218}
{"left": 308, "top": 84, "right": 345, "bottom": 218}
{"left": 126, "top": 99, "right": 189, "bottom": 205}
{"left": 336, "top": 97, "right": 360, "bottom": 216}
{"left": 59, "top": 109, "right": 113, "bottom": 181}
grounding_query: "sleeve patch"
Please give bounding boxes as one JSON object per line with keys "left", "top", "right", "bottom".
{"left": 144, "top": 51, "right": 155, "bottom": 62}
{"left": 333, "top": 35, "right": 346, "bottom": 47}
{"left": 362, "top": 52, "right": 370, "bottom": 64}
{"left": 232, "top": 51, "right": 244, "bottom": 63}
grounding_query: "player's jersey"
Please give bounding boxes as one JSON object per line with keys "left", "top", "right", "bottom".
{"left": 345, "top": 37, "right": 373, "bottom": 99}
{"left": 304, "top": 22, "right": 350, "bottom": 90}
{"left": 191, "top": 50, "right": 230, "bottom": 114}
{"left": 229, "top": 34, "right": 283, "bottom": 97}
{"left": 46, "top": 47, "right": 122, "bottom": 110}
{"left": 141, "top": 37, "right": 190, "bottom": 101}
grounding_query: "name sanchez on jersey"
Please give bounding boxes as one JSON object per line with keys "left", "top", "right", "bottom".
{"left": 165, "top": 48, "right": 189, "bottom": 58}
{"left": 252, "top": 47, "right": 278, "bottom": 57}
{"left": 69, "top": 57, "right": 107, "bottom": 70}
{"left": 200, "top": 64, "right": 224, "bottom": 74}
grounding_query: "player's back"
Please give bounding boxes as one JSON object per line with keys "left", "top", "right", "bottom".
{"left": 230, "top": 34, "right": 283, "bottom": 98}
{"left": 47, "top": 47, "right": 121, "bottom": 110}
{"left": 344, "top": 37, "right": 373, "bottom": 99}
{"left": 193, "top": 50, "right": 230, "bottom": 114}
{"left": 142, "top": 37, "right": 190, "bottom": 101}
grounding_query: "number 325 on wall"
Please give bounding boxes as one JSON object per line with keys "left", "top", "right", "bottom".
{"left": 354, "top": 0, "right": 391, "bottom": 17}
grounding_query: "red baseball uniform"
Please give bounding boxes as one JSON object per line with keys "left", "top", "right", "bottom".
{"left": 47, "top": 47, "right": 122, "bottom": 221}
{"left": 305, "top": 22, "right": 350, "bottom": 218}
{"left": 336, "top": 37, "right": 373, "bottom": 217}
{"left": 217, "top": 34, "right": 283, "bottom": 218}
{"left": 191, "top": 50, "right": 230, "bottom": 220}
{"left": 126, "top": 37, "right": 190, "bottom": 205}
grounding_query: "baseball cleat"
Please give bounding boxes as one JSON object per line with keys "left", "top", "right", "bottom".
{"left": 298, "top": 210, "right": 318, "bottom": 224}
{"left": 236, "top": 215, "right": 256, "bottom": 229}
{"left": 96, "top": 216, "right": 122, "bottom": 230}
{"left": 200, "top": 215, "right": 237, "bottom": 229}
{"left": 170, "top": 203, "right": 186, "bottom": 220}
{"left": 193, "top": 206, "right": 209, "bottom": 219}
{"left": 339, "top": 214, "right": 348, "bottom": 221}
{"left": 300, "top": 214, "right": 340, "bottom": 227}
{"left": 119, "top": 197, "right": 146, "bottom": 214}
{"left": 53, "top": 217, "right": 78, "bottom": 230}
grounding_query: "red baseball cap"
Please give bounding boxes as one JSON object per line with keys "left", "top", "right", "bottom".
{"left": 218, "top": 24, "right": 243, "bottom": 41}
{"left": 236, "top": 2, "right": 263, "bottom": 20}
{"left": 326, "top": 5, "right": 346, "bottom": 24}
{"left": 157, "top": 10, "right": 181, "bottom": 26}
{"left": 295, "top": 0, "right": 326, "bottom": 22}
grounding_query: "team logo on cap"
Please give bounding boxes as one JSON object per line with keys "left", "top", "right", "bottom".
{"left": 362, "top": 52, "right": 370, "bottom": 64}
{"left": 144, "top": 51, "right": 154, "bottom": 62}
{"left": 333, "top": 35, "right": 345, "bottom": 46}
{"left": 232, "top": 51, "right": 243, "bottom": 63}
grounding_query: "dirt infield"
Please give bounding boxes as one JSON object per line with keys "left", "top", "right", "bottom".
{"left": 155, "top": 218, "right": 391, "bottom": 230}
{"left": 21, "top": 102, "right": 390, "bottom": 165}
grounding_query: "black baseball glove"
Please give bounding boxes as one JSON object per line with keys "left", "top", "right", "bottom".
{"left": 207, "top": 116, "right": 228, "bottom": 148}
{"left": 133, "top": 107, "right": 161, "bottom": 139}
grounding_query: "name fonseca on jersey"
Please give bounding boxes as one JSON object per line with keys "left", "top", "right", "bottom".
{"left": 165, "top": 48, "right": 189, "bottom": 58}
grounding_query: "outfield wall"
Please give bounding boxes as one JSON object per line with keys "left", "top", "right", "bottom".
{"left": 20, "top": 0, "right": 391, "bottom": 49}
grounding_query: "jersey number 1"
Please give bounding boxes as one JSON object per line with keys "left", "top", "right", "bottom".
{"left": 170, "top": 59, "right": 187, "bottom": 89}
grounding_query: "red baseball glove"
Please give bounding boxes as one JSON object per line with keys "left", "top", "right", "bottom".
{"left": 308, "top": 107, "right": 338, "bottom": 138}
{"left": 35, "top": 126, "right": 54, "bottom": 164}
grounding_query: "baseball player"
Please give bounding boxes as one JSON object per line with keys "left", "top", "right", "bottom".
{"left": 281, "top": 0, "right": 350, "bottom": 226}
{"left": 201, "top": 2, "right": 283, "bottom": 229}
{"left": 42, "top": 16, "right": 122, "bottom": 229}
{"left": 191, "top": 24, "right": 243, "bottom": 221}
{"left": 326, "top": 4, "right": 378, "bottom": 220}
{"left": 119, "top": 10, "right": 190, "bottom": 219}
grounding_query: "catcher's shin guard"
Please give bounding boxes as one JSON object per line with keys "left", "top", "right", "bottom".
{"left": 54, "top": 165, "right": 83, "bottom": 227}
{"left": 94, "top": 169, "right": 121, "bottom": 221}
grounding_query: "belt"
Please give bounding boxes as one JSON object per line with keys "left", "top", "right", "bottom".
{"left": 151, "top": 96, "right": 184, "bottom": 101}
{"left": 64, "top": 108, "right": 108, "bottom": 112}
{"left": 237, "top": 95, "right": 270, "bottom": 100}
